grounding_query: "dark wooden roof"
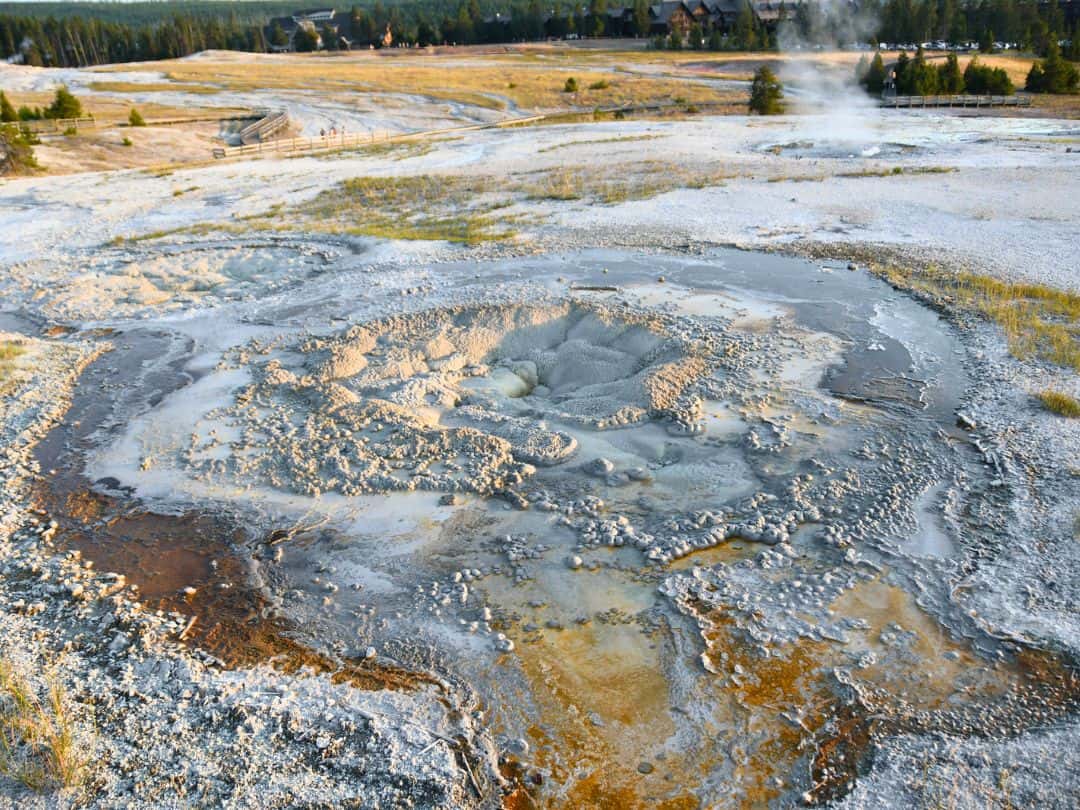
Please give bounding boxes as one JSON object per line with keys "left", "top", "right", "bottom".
{"left": 649, "top": 1, "right": 693, "bottom": 22}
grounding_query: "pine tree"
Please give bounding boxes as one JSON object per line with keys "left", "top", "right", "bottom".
{"left": 0, "top": 123, "right": 39, "bottom": 175}
{"left": 966, "top": 57, "right": 1015, "bottom": 94}
{"left": 270, "top": 22, "right": 289, "bottom": 47}
{"left": 0, "top": 91, "right": 16, "bottom": 123}
{"left": 855, "top": 53, "right": 870, "bottom": 83}
{"left": 909, "top": 46, "right": 939, "bottom": 95}
{"left": 44, "top": 86, "right": 82, "bottom": 120}
{"left": 864, "top": 52, "right": 887, "bottom": 95}
{"left": 894, "top": 51, "right": 912, "bottom": 93}
{"left": 689, "top": 23, "right": 703, "bottom": 50}
{"left": 322, "top": 24, "right": 338, "bottom": 50}
{"left": 938, "top": 52, "right": 964, "bottom": 93}
{"left": 734, "top": 2, "right": 756, "bottom": 50}
{"left": 748, "top": 66, "right": 783, "bottom": 114}
{"left": 589, "top": 0, "right": 607, "bottom": 37}
{"left": 293, "top": 26, "right": 319, "bottom": 52}
{"left": 1026, "top": 61, "right": 1046, "bottom": 91}
{"left": 1026, "top": 41, "right": 1080, "bottom": 93}
{"left": 633, "top": 0, "right": 650, "bottom": 37}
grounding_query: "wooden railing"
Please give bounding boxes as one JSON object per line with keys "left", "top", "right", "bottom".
{"left": 881, "top": 94, "right": 1033, "bottom": 108}
{"left": 23, "top": 111, "right": 258, "bottom": 136}
{"left": 237, "top": 109, "right": 291, "bottom": 145}
{"left": 212, "top": 114, "right": 546, "bottom": 160}
{"left": 20, "top": 116, "right": 96, "bottom": 134}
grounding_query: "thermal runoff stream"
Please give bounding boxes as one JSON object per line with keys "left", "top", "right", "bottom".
{"left": 36, "top": 248, "right": 1078, "bottom": 807}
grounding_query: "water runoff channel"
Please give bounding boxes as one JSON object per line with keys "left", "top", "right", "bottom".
{"left": 31, "top": 246, "right": 1079, "bottom": 807}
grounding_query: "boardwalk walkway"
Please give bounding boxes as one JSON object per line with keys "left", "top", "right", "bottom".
{"left": 881, "top": 94, "right": 1033, "bottom": 109}
{"left": 209, "top": 99, "right": 739, "bottom": 161}
{"left": 211, "top": 114, "right": 546, "bottom": 160}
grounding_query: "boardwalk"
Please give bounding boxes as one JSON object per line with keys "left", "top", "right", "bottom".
{"left": 237, "top": 109, "right": 290, "bottom": 145}
{"left": 209, "top": 99, "right": 738, "bottom": 161}
{"left": 20, "top": 116, "right": 95, "bottom": 134}
{"left": 881, "top": 94, "right": 1033, "bottom": 109}
{"left": 212, "top": 114, "right": 546, "bottom": 160}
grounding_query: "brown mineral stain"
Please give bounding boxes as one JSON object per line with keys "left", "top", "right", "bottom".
{"left": 690, "top": 576, "right": 1080, "bottom": 806}
{"left": 33, "top": 480, "right": 441, "bottom": 693}
{"left": 500, "top": 613, "right": 701, "bottom": 808}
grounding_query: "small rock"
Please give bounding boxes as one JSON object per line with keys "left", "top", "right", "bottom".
{"left": 584, "top": 457, "right": 615, "bottom": 476}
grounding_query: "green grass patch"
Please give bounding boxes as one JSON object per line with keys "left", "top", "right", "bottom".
{"left": 215, "top": 174, "right": 515, "bottom": 245}
{"left": 523, "top": 161, "right": 732, "bottom": 205}
{"left": 125, "top": 160, "right": 735, "bottom": 245}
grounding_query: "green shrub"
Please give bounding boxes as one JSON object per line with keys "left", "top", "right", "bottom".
{"left": 937, "top": 53, "right": 965, "bottom": 94}
{"left": 588, "top": 79, "right": 610, "bottom": 91}
{"left": 895, "top": 47, "right": 941, "bottom": 95}
{"left": 44, "top": 86, "right": 82, "bottom": 120}
{"left": 563, "top": 77, "right": 578, "bottom": 93}
{"left": 964, "top": 57, "right": 1015, "bottom": 95}
{"left": 1026, "top": 42, "right": 1080, "bottom": 94}
{"left": 0, "top": 92, "right": 16, "bottom": 123}
{"left": 0, "top": 126, "right": 38, "bottom": 179}
{"left": 122, "top": 136, "right": 133, "bottom": 147}
{"left": 128, "top": 108, "right": 146, "bottom": 127}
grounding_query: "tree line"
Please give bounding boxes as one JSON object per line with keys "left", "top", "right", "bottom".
{"left": 857, "top": 47, "right": 1017, "bottom": 93}
{"left": 855, "top": 39, "right": 1076, "bottom": 94}
{"left": 1, "top": 86, "right": 83, "bottom": 122}
{"left": 1, "top": 0, "right": 1078, "bottom": 67}
{"left": 875, "top": 0, "right": 1076, "bottom": 55}
{"left": 0, "top": 12, "right": 272, "bottom": 67}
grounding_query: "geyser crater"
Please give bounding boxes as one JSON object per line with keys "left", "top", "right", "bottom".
{"left": 206, "top": 299, "right": 724, "bottom": 498}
